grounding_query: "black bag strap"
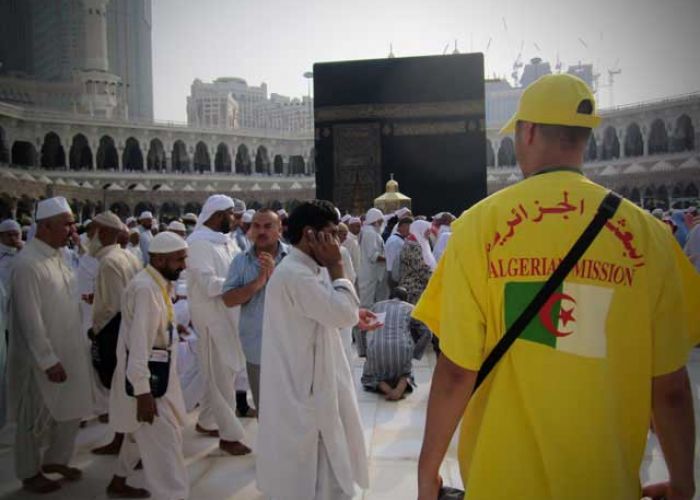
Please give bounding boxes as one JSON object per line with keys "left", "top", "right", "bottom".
{"left": 474, "top": 191, "right": 622, "bottom": 391}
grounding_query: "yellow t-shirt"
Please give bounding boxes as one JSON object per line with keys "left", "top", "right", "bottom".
{"left": 413, "top": 170, "right": 700, "bottom": 499}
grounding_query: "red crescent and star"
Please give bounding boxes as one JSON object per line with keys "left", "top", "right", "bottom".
{"left": 538, "top": 292, "right": 577, "bottom": 337}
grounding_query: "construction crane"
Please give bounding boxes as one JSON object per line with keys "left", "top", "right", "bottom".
{"left": 607, "top": 58, "right": 622, "bottom": 107}
{"left": 511, "top": 41, "right": 524, "bottom": 86}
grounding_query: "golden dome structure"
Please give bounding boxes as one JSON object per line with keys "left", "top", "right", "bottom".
{"left": 374, "top": 173, "right": 411, "bottom": 213}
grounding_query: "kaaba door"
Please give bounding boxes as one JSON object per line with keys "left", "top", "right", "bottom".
{"left": 332, "top": 123, "right": 382, "bottom": 214}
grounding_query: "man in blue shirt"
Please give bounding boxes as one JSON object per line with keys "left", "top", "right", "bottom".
{"left": 222, "top": 209, "right": 288, "bottom": 412}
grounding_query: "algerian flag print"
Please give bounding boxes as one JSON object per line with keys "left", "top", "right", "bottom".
{"left": 504, "top": 281, "right": 613, "bottom": 359}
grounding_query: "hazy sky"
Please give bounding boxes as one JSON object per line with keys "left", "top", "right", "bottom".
{"left": 151, "top": 0, "right": 700, "bottom": 122}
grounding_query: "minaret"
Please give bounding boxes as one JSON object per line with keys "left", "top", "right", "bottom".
{"left": 76, "top": 0, "right": 123, "bottom": 118}
{"left": 83, "top": 0, "right": 110, "bottom": 71}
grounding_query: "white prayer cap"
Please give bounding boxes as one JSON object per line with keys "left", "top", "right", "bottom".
{"left": 176, "top": 282, "right": 187, "bottom": 297}
{"left": 125, "top": 216, "right": 136, "bottom": 224}
{"left": 395, "top": 207, "right": 411, "bottom": 218}
{"left": 182, "top": 212, "right": 198, "bottom": 224}
{"left": 242, "top": 209, "right": 255, "bottom": 223}
{"left": 149, "top": 231, "right": 188, "bottom": 254}
{"left": 0, "top": 219, "right": 20, "bottom": 233}
{"left": 349, "top": 217, "right": 361, "bottom": 225}
{"left": 277, "top": 209, "right": 288, "bottom": 218}
{"left": 93, "top": 211, "right": 123, "bottom": 231}
{"left": 168, "top": 220, "right": 186, "bottom": 233}
{"left": 36, "top": 196, "right": 72, "bottom": 221}
{"left": 365, "top": 208, "right": 384, "bottom": 225}
{"left": 651, "top": 208, "right": 664, "bottom": 219}
{"left": 138, "top": 211, "right": 153, "bottom": 220}
{"left": 334, "top": 207, "right": 342, "bottom": 220}
{"left": 341, "top": 214, "right": 351, "bottom": 223}
{"left": 232, "top": 198, "right": 246, "bottom": 214}
{"left": 197, "top": 194, "right": 235, "bottom": 226}
{"left": 129, "top": 227, "right": 140, "bottom": 235}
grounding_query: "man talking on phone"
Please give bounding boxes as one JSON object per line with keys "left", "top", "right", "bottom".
{"left": 256, "top": 200, "right": 379, "bottom": 500}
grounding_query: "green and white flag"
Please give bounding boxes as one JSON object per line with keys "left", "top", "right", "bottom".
{"left": 504, "top": 281, "right": 612, "bottom": 359}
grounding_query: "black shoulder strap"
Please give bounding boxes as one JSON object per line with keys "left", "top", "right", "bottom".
{"left": 474, "top": 191, "right": 622, "bottom": 391}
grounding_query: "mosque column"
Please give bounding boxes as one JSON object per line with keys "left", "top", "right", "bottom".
{"left": 493, "top": 139, "right": 500, "bottom": 168}
{"left": 117, "top": 146, "right": 124, "bottom": 172}
{"left": 210, "top": 146, "right": 216, "bottom": 173}
{"left": 617, "top": 128, "right": 626, "bottom": 159}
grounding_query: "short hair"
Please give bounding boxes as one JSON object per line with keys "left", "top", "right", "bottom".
{"left": 398, "top": 217, "right": 414, "bottom": 226}
{"left": 536, "top": 99, "right": 594, "bottom": 148}
{"left": 287, "top": 200, "right": 339, "bottom": 245}
{"left": 390, "top": 286, "right": 408, "bottom": 301}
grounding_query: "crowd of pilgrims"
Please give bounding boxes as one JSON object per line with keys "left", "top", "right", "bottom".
{"left": 0, "top": 193, "right": 467, "bottom": 499}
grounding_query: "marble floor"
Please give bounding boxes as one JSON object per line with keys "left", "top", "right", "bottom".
{"left": 1, "top": 349, "right": 700, "bottom": 499}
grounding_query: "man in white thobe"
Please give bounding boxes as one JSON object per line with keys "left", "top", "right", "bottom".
{"left": 127, "top": 228, "right": 143, "bottom": 263}
{"left": 358, "top": 208, "right": 388, "bottom": 308}
{"left": 109, "top": 232, "right": 190, "bottom": 500}
{"left": 0, "top": 219, "right": 22, "bottom": 290}
{"left": 86, "top": 213, "right": 144, "bottom": 496}
{"left": 8, "top": 197, "right": 93, "bottom": 494}
{"left": 187, "top": 194, "right": 251, "bottom": 455}
{"left": 137, "top": 211, "right": 154, "bottom": 266}
{"left": 258, "top": 200, "right": 369, "bottom": 500}
{"left": 341, "top": 217, "right": 361, "bottom": 285}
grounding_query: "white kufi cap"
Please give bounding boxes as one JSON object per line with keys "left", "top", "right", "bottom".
{"left": 242, "top": 209, "right": 255, "bottom": 223}
{"left": 168, "top": 220, "right": 186, "bottom": 233}
{"left": 93, "top": 211, "right": 124, "bottom": 231}
{"left": 0, "top": 219, "right": 21, "bottom": 233}
{"left": 36, "top": 196, "right": 72, "bottom": 221}
{"left": 139, "top": 211, "right": 153, "bottom": 220}
{"left": 149, "top": 231, "right": 188, "bottom": 254}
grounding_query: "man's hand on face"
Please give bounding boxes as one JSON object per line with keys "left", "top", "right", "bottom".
{"left": 45, "top": 362, "right": 67, "bottom": 383}
{"left": 306, "top": 230, "right": 341, "bottom": 269}
{"left": 136, "top": 393, "right": 158, "bottom": 424}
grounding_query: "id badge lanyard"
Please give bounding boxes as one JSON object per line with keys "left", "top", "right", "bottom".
{"left": 145, "top": 266, "right": 175, "bottom": 349}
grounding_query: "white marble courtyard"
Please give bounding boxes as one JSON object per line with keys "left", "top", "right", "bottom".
{"left": 1, "top": 349, "right": 699, "bottom": 499}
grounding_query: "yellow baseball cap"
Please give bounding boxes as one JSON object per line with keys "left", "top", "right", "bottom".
{"left": 499, "top": 73, "right": 601, "bottom": 135}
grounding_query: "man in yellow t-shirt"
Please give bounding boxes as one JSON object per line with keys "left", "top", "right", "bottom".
{"left": 414, "top": 74, "right": 700, "bottom": 500}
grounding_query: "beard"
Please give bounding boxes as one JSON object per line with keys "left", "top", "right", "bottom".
{"left": 160, "top": 267, "right": 183, "bottom": 281}
{"left": 87, "top": 234, "right": 103, "bottom": 256}
{"left": 220, "top": 218, "right": 231, "bottom": 234}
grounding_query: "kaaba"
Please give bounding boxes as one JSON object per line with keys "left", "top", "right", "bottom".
{"left": 313, "top": 53, "right": 487, "bottom": 216}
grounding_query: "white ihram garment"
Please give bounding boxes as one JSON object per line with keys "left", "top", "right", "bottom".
{"left": 109, "top": 266, "right": 188, "bottom": 500}
{"left": 186, "top": 228, "right": 246, "bottom": 440}
{"left": 257, "top": 248, "right": 369, "bottom": 499}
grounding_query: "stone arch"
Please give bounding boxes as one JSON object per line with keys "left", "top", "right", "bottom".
{"left": 0, "top": 126, "right": 8, "bottom": 163}
{"left": 80, "top": 200, "right": 98, "bottom": 222}
{"left": 184, "top": 201, "right": 202, "bottom": 214}
{"left": 269, "top": 200, "right": 283, "bottom": 210}
{"left": 134, "top": 201, "right": 155, "bottom": 217}
{"left": 193, "top": 141, "right": 210, "bottom": 173}
{"left": 648, "top": 118, "right": 669, "bottom": 155}
{"left": 147, "top": 138, "right": 166, "bottom": 171}
{"left": 273, "top": 154, "right": 284, "bottom": 175}
{"left": 235, "top": 144, "right": 252, "bottom": 175}
{"left": 685, "top": 183, "right": 698, "bottom": 199}
{"left": 0, "top": 192, "right": 13, "bottom": 220}
{"left": 584, "top": 134, "right": 597, "bottom": 162}
{"left": 497, "top": 137, "right": 516, "bottom": 167}
{"left": 248, "top": 200, "right": 263, "bottom": 210}
{"left": 11, "top": 140, "right": 37, "bottom": 167}
{"left": 41, "top": 131, "right": 66, "bottom": 169}
{"left": 123, "top": 137, "right": 144, "bottom": 171}
{"left": 486, "top": 139, "right": 495, "bottom": 167}
{"left": 96, "top": 135, "right": 118, "bottom": 170}
{"left": 159, "top": 201, "right": 182, "bottom": 221}
{"left": 255, "top": 145, "right": 271, "bottom": 174}
{"left": 624, "top": 123, "right": 643, "bottom": 158}
{"left": 656, "top": 185, "right": 669, "bottom": 208}
{"left": 214, "top": 143, "right": 232, "bottom": 173}
{"left": 172, "top": 140, "right": 190, "bottom": 172}
{"left": 672, "top": 114, "right": 694, "bottom": 152}
{"left": 109, "top": 201, "right": 131, "bottom": 219}
{"left": 601, "top": 126, "right": 620, "bottom": 160}
{"left": 289, "top": 155, "right": 306, "bottom": 175}
{"left": 69, "top": 133, "right": 93, "bottom": 170}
